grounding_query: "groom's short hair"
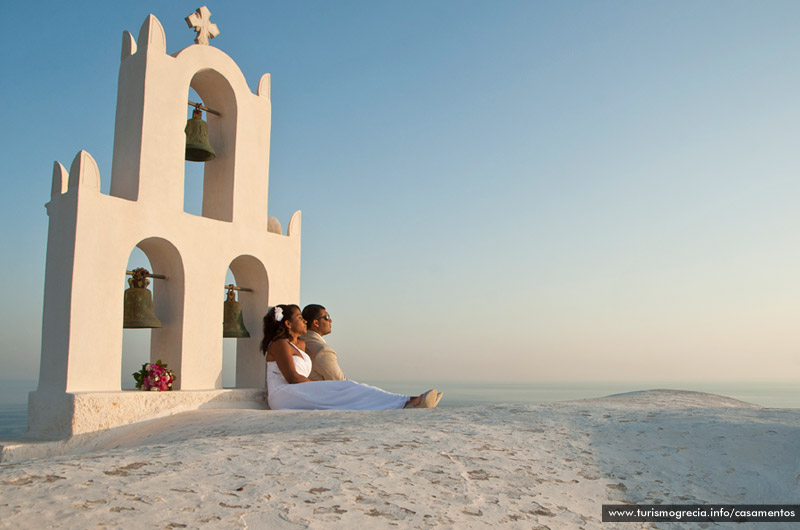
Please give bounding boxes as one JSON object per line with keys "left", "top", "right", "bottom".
{"left": 302, "top": 304, "right": 326, "bottom": 324}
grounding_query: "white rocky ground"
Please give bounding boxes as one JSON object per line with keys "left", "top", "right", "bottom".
{"left": 1, "top": 389, "right": 798, "bottom": 529}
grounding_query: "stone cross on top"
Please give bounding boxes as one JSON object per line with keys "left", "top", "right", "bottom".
{"left": 186, "top": 6, "right": 220, "bottom": 45}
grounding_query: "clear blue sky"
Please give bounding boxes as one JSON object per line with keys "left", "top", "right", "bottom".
{"left": 2, "top": 1, "right": 799, "bottom": 385}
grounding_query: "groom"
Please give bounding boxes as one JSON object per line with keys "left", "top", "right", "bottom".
{"left": 300, "top": 304, "right": 347, "bottom": 381}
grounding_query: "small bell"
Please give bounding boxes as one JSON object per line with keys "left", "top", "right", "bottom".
{"left": 185, "top": 107, "right": 216, "bottom": 162}
{"left": 123, "top": 268, "right": 163, "bottom": 328}
{"left": 223, "top": 288, "right": 250, "bottom": 338}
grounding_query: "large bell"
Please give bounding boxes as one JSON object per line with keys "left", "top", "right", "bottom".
{"left": 185, "top": 108, "right": 216, "bottom": 162}
{"left": 123, "top": 268, "right": 163, "bottom": 328}
{"left": 223, "top": 289, "right": 250, "bottom": 338}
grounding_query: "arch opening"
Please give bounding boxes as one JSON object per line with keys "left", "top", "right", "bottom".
{"left": 223, "top": 255, "right": 269, "bottom": 388}
{"left": 182, "top": 69, "right": 238, "bottom": 222}
{"left": 121, "top": 238, "right": 186, "bottom": 390}
{"left": 221, "top": 268, "right": 236, "bottom": 387}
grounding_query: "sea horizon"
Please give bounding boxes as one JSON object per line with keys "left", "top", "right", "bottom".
{"left": 1, "top": 378, "right": 797, "bottom": 440}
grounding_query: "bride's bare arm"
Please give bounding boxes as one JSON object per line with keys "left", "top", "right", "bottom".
{"left": 270, "top": 340, "right": 312, "bottom": 384}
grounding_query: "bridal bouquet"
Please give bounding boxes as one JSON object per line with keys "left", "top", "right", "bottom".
{"left": 133, "top": 360, "right": 175, "bottom": 391}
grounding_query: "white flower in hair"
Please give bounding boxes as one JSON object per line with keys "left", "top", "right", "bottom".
{"left": 274, "top": 306, "right": 284, "bottom": 322}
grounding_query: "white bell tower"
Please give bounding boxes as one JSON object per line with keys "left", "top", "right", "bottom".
{"left": 28, "top": 7, "right": 301, "bottom": 438}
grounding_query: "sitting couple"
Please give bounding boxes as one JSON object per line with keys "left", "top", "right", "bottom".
{"left": 262, "top": 303, "right": 442, "bottom": 410}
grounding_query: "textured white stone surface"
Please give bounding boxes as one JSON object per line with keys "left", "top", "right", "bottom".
{"left": 2, "top": 391, "right": 799, "bottom": 528}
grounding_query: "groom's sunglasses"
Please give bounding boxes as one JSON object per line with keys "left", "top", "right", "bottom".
{"left": 318, "top": 315, "right": 332, "bottom": 321}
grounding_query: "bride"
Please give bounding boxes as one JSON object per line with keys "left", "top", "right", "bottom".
{"left": 262, "top": 304, "right": 441, "bottom": 410}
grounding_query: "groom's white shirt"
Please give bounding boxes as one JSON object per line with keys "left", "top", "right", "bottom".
{"left": 300, "top": 330, "right": 347, "bottom": 381}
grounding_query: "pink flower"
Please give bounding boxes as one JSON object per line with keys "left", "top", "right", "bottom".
{"left": 134, "top": 359, "right": 175, "bottom": 391}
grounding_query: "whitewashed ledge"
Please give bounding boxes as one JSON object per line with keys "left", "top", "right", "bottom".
{"left": 0, "top": 388, "right": 266, "bottom": 463}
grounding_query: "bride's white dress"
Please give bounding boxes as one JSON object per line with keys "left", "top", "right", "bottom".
{"left": 266, "top": 341, "right": 409, "bottom": 410}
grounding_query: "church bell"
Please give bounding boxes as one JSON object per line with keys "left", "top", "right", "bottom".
{"left": 185, "top": 107, "right": 217, "bottom": 162}
{"left": 123, "top": 268, "right": 163, "bottom": 328}
{"left": 223, "top": 288, "right": 250, "bottom": 338}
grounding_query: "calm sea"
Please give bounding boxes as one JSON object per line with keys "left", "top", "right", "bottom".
{"left": 0, "top": 379, "right": 797, "bottom": 440}
{"left": 0, "top": 379, "right": 37, "bottom": 440}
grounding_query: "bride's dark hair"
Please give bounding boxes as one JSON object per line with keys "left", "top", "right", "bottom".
{"left": 260, "top": 304, "right": 301, "bottom": 355}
